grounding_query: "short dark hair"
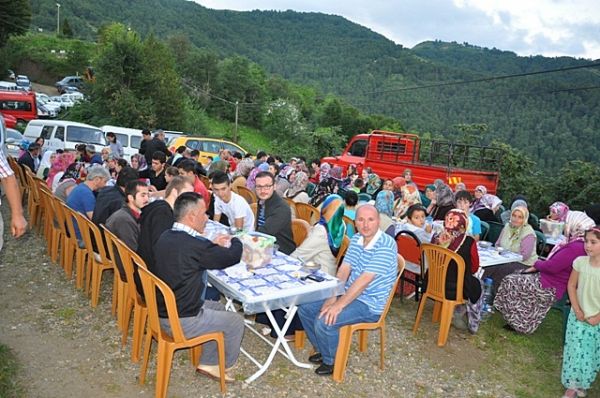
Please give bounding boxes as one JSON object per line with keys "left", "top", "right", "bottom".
{"left": 142, "top": 129, "right": 151, "bottom": 136}
{"left": 255, "top": 171, "right": 274, "bottom": 184}
{"left": 311, "top": 158, "right": 320, "bottom": 166}
{"left": 106, "top": 132, "right": 116, "bottom": 139}
{"left": 232, "top": 151, "right": 242, "bottom": 160}
{"left": 354, "top": 178, "right": 364, "bottom": 188}
{"left": 117, "top": 158, "right": 128, "bottom": 168}
{"left": 190, "top": 149, "right": 200, "bottom": 157}
{"left": 176, "top": 145, "right": 187, "bottom": 154}
{"left": 152, "top": 151, "right": 166, "bottom": 163}
{"left": 173, "top": 192, "right": 204, "bottom": 222}
{"left": 178, "top": 159, "right": 197, "bottom": 174}
{"left": 345, "top": 190, "right": 358, "bottom": 206}
{"left": 256, "top": 150, "right": 267, "bottom": 159}
{"left": 125, "top": 180, "right": 147, "bottom": 201}
{"left": 455, "top": 190, "right": 473, "bottom": 203}
{"left": 28, "top": 143, "right": 41, "bottom": 152}
{"left": 269, "top": 163, "right": 280, "bottom": 174}
{"left": 166, "top": 166, "right": 179, "bottom": 177}
{"left": 406, "top": 204, "right": 427, "bottom": 219}
{"left": 165, "top": 175, "right": 192, "bottom": 198}
{"left": 211, "top": 170, "right": 229, "bottom": 186}
{"left": 116, "top": 166, "right": 139, "bottom": 188}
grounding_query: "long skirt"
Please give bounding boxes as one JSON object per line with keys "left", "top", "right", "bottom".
{"left": 562, "top": 310, "right": 600, "bottom": 390}
{"left": 493, "top": 273, "right": 556, "bottom": 334}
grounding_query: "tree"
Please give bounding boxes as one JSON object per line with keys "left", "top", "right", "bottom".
{"left": 0, "top": 0, "right": 31, "bottom": 47}
{"left": 62, "top": 18, "right": 74, "bottom": 38}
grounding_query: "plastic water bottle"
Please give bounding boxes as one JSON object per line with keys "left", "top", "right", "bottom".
{"left": 481, "top": 277, "right": 494, "bottom": 321}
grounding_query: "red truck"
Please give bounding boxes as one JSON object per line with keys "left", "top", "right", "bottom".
{"left": 321, "top": 130, "right": 503, "bottom": 194}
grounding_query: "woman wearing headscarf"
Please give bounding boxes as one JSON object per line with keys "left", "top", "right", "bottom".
{"left": 231, "top": 157, "right": 254, "bottom": 192}
{"left": 421, "top": 184, "right": 435, "bottom": 208}
{"left": 275, "top": 165, "right": 294, "bottom": 197}
{"left": 285, "top": 171, "right": 309, "bottom": 204}
{"left": 291, "top": 194, "right": 346, "bottom": 276}
{"left": 427, "top": 179, "right": 455, "bottom": 221}
{"left": 375, "top": 190, "right": 395, "bottom": 236}
{"left": 394, "top": 184, "right": 422, "bottom": 219}
{"left": 246, "top": 163, "right": 269, "bottom": 190}
{"left": 548, "top": 201, "right": 570, "bottom": 222}
{"left": 392, "top": 176, "right": 406, "bottom": 201}
{"left": 483, "top": 206, "right": 539, "bottom": 291}
{"left": 500, "top": 198, "right": 528, "bottom": 225}
{"left": 36, "top": 151, "right": 56, "bottom": 179}
{"left": 427, "top": 209, "right": 483, "bottom": 333}
{"left": 473, "top": 193, "right": 503, "bottom": 223}
{"left": 470, "top": 185, "right": 488, "bottom": 213}
{"left": 318, "top": 162, "right": 331, "bottom": 183}
{"left": 130, "top": 153, "right": 147, "bottom": 172}
{"left": 364, "top": 172, "right": 382, "bottom": 197}
{"left": 47, "top": 152, "right": 75, "bottom": 190}
{"left": 495, "top": 211, "right": 595, "bottom": 334}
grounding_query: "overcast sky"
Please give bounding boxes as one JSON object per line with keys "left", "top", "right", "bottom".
{"left": 194, "top": 0, "right": 600, "bottom": 60}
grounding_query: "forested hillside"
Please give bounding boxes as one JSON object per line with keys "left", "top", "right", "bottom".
{"left": 26, "top": 0, "right": 600, "bottom": 170}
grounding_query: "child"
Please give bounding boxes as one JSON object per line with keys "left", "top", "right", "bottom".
{"left": 395, "top": 204, "right": 433, "bottom": 243}
{"left": 351, "top": 177, "right": 364, "bottom": 193}
{"left": 561, "top": 227, "right": 600, "bottom": 398}
{"left": 455, "top": 190, "right": 482, "bottom": 241}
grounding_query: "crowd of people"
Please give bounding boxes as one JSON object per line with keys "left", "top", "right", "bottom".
{"left": 10, "top": 131, "right": 600, "bottom": 395}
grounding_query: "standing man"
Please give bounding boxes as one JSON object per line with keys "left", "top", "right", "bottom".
{"left": 254, "top": 171, "right": 295, "bottom": 254}
{"left": 153, "top": 192, "right": 244, "bottom": 382}
{"left": 298, "top": 204, "right": 398, "bottom": 376}
{"left": 0, "top": 147, "right": 27, "bottom": 251}
{"left": 139, "top": 129, "right": 152, "bottom": 158}
{"left": 211, "top": 171, "right": 254, "bottom": 231}
{"left": 140, "top": 129, "right": 171, "bottom": 166}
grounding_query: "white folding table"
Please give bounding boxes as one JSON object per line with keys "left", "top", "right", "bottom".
{"left": 207, "top": 253, "right": 344, "bottom": 383}
{"left": 477, "top": 244, "right": 523, "bottom": 267}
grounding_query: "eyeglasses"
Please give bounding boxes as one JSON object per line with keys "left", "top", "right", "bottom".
{"left": 255, "top": 184, "right": 274, "bottom": 191}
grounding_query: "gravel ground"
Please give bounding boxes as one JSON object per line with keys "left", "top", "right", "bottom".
{"left": 0, "top": 203, "right": 515, "bottom": 398}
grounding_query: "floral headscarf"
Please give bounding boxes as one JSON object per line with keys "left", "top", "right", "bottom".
{"left": 366, "top": 173, "right": 381, "bottom": 196}
{"left": 234, "top": 157, "right": 254, "bottom": 178}
{"left": 394, "top": 184, "right": 422, "bottom": 218}
{"left": 319, "top": 162, "right": 331, "bottom": 183}
{"left": 480, "top": 194, "right": 502, "bottom": 211}
{"left": 432, "top": 209, "right": 469, "bottom": 252}
{"left": 130, "top": 154, "right": 147, "bottom": 171}
{"left": 246, "top": 163, "right": 270, "bottom": 190}
{"left": 434, "top": 179, "right": 454, "bottom": 207}
{"left": 507, "top": 206, "right": 531, "bottom": 243}
{"left": 547, "top": 210, "right": 595, "bottom": 259}
{"left": 330, "top": 166, "right": 343, "bottom": 180}
{"left": 318, "top": 194, "right": 346, "bottom": 256}
{"left": 375, "top": 190, "right": 394, "bottom": 217}
{"left": 286, "top": 171, "right": 308, "bottom": 198}
{"left": 47, "top": 152, "right": 75, "bottom": 188}
{"left": 549, "top": 201, "right": 570, "bottom": 222}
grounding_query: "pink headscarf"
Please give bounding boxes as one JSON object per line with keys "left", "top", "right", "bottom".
{"left": 46, "top": 152, "right": 75, "bottom": 189}
{"left": 547, "top": 211, "right": 595, "bottom": 259}
{"left": 549, "top": 201, "right": 570, "bottom": 222}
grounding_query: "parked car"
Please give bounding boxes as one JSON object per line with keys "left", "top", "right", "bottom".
{"left": 0, "top": 91, "right": 38, "bottom": 125}
{"left": 24, "top": 119, "right": 107, "bottom": 152}
{"left": 4, "top": 128, "right": 23, "bottom": 157}
{"left": 100, "top": 125, "right": 144, "bottom": 159}
{"left": 37, "top": 102, "right": 58, "bottom": 118}
{"left": 51, "top": 95, "right": 74, "bottom": 109}
{"left": 168, "top": 136, "right": 248, "bottom": 166}
{"left": 15, "top": 75, "right": 31, "bottom": 91}
{"left": 0, "top": 81, "right": 18, "bottom": 91}
{"left": 62, "top": 92, "right": 85, "bottom": 103}
{"left": 36, "top": 93, "right": 62, "bottom": 114}
{"left": 55, "top": 76, "right": 84, "bottom": 94}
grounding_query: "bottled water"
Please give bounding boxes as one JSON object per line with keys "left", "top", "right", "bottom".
{"left": 481, "top": 277, "right": 494, "bottom": 320}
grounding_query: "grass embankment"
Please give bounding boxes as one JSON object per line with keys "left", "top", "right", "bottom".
{"left": 0, "top": 343, "right": 23, "bottom": 398}
{"left": 200, "top": 116, "right": 273, "bottom": 154}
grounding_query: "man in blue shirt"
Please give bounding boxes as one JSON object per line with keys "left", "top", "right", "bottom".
{"left": 298, "top": 204, "right": 398, "bottom": 376}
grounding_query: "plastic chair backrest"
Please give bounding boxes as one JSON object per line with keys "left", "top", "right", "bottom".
{"left": 486, "top": 221, "right": 504, "bottom": 245}
{"left": 137, "top": 266, "right": 186, "bottom": 343}
{"left": 480, "top": 220, "right": 490, "bottom": 241}
{"left": 377, "top": 255, "right": 406, "bottom": 322}
{"left": 295, "top": 202, "right": 319, "bottom": 225}
{"left": 237, "top": 186, "right": 257, "bottom": 204}
{"left": 420, "top": 243, "right": 465, "bottom": 302}
{"left": 529, "top": 213, "right": 540, "bottom": 229}
{"left": 534, "top": 230, "right": 546, "bottom": 256}
{"left": 291, "top": 218, "right": 311, "bottom": 247}
{"left": 358, "top": 193, "right": 371, "bottom": 203}
{"left": 76, "top": 212, "right": 109, "bottom": 264}
{"left": 102, "top": 224, "right": 146, "bottom": 299}
{"left": 395, "top": 230, "right": 421, "bottom": 268}
{"left": 342, "top": 215, "right": 355, "bottom": 237}
{"left": 336, "top": 235, "right": 351, "bottom": 267}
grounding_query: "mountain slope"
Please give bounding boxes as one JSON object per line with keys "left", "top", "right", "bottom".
{"left": 28, "top": 0, "right": 600, "bottom": 170}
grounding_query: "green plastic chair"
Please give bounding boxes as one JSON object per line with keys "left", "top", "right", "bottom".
{"left": 486, "top": 221, "right": 504, "bottom": 245}
{"left": 358, "top": 193, "right": 372, "bottom": 203}
{"left": 534, "top": 230, "right": 546, "bottom": 256}
{"left": 480, "top": 220, "right": 490, "bottom": 241}
{"left": 306, "top": 182, "right": 316, "bottom": 197}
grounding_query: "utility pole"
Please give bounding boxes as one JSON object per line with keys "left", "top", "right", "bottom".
{"left": 56, "top": 3, "right": 61, "bottom": 35}
{"left": 234, "top": 100, "right": 239, "bottom": 143}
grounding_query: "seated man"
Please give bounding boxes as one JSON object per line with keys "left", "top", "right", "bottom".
{"left": 92, "top": 166, "right": 139, "bottom": 226}
{"left": 178, "top": 159, "right": 210, "bottom": 208}
{"left": 211, "top": 171, "right": 255, "bottom": 232}
{"left": 153, "top": 192, "right": 244, "bottom": 382}
{"left": 298, "top": 204, "right": 398, "bottom": 376}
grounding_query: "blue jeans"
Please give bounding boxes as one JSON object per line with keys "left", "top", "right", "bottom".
{"left": 298, "top": 299, "right": 379, "bottom": 365}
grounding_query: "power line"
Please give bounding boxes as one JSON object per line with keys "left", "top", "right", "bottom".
{"left": 357, "top": 62, "right": 600, "bottom": 96}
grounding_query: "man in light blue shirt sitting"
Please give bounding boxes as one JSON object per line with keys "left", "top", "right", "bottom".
{"left": 297, "top": 204, "right": 398, "bottom": 376}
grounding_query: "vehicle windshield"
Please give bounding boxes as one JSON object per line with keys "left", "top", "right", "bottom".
{"left": 130, "top": 136, "right": 142, "bottom": 149}
{"left": 66, "top": 126, "right": 106, "bottom": 145}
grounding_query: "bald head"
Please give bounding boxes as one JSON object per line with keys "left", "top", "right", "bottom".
{"left": 356, "top": 204, "right": 380, "bottom": 243}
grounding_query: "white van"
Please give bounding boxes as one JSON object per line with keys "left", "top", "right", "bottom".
{"left": 100, "top": 125, "right": 143, "bottom": 159}
{"left": 0, "top": 81, "right": 18, "bottom": 91}
{"left": 24, "top": 119, "right": 107, "bottom": 152}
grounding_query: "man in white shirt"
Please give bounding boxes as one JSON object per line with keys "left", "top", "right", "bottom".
{"left": 211, "top": 171, "right": 255, "bottom": 231}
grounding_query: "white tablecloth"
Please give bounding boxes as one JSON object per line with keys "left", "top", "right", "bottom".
{"left": 477, "top": 243, "right": 523, "bottom": 268}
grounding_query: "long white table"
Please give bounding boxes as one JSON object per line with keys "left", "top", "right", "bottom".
{"left": 208, "top": 251, "right": 344, "bottom": 383}
{"left": 477, "top": 243, "right": 523, "bottom": 268}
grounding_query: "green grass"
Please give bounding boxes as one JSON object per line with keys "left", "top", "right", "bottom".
{"left": 201, "top": 116, "right": 273, "bottom": 154}
{"left": 474, "top": 309, "right": 568, "bottom": 397}
{"left": 0, "top": 344, "right": 24, "bottom": 398}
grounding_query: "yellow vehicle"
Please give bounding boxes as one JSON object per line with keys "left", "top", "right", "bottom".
{"left": 168, "top": 136, "right": 248, "bottom": 166}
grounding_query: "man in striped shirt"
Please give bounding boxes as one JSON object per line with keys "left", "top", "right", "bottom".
{"left": 298, "top": 204, "right": 398, "bottom": 376}
{"left": 0, "top": 147, "right": 27, "bottom": 251}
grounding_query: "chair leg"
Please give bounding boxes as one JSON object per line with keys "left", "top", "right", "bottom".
{"left": 76, "top": 251, "right": 87, "bottom": 289}
{"left": 90, "top": 263, "right": 102, "bottom": 307}
{"left": 437, "top": 303, "right": 455, "bottom": 347}
{"left": 399, "top": 277, "right": 405, "bottom": 302}
{"left": 190, "top": 346, "right": 202, "bottom": 367}
{"left": 432, "top": 301, "right": 442, "bottom": 323}
{"left": 379, "top": 325, "right": 385, "bottom": 370}
{"left": 111, "top": 271, "right": 119, "bottom": 317}
{"left": 132, "top": 307, "right": 148, "bottom": 363}
{"left": 294, "top": 330, "right": 306, "bottom": 349}
{"left": 120, "top": 296, "right": 134, "bottom": 348}
{"left": 139, "top": 332, "right": 153, "bottom": 385}
{"left": 357, "top": 330, "right": 368, "bottom": 352}
{"left": 155, "top": 341, "right": 174, "bottom": 398}
{"left": 215, "top": 335, "right": 226, "bottom": 393}
{"left": 412, "top": 295, "right": 428, "bottom": 334}
{"left": 414, "top": 275, "right": 421, "bottom": 302}
{"left": 332, "top": 326, "right": 353, "bottom": 382}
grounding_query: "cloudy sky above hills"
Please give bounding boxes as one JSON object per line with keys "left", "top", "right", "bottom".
{"left": 195, "top": 0, "right": 600, "bottom": 59}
